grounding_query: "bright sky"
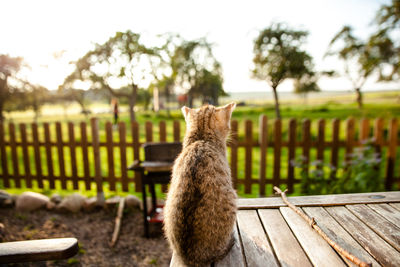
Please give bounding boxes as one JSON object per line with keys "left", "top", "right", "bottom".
{"left": 1, "top": 0, "right": 398, "bottom": 92}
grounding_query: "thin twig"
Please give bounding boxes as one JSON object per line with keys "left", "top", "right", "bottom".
{"left": 273, "top": 186, "right": 372, "bottom": 267}
{"left": 110, "top": 197, "right": 125, "bottom": 247}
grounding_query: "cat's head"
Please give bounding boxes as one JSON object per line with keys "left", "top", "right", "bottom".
{"left": 181, "top": 103, "right": 236, "bottom": 140}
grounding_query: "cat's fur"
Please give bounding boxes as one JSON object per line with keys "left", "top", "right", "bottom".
{"left": 164, "top": 103, "right": 237, "bottom": 267}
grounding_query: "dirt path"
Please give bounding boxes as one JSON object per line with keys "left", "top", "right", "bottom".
{"left": 0, "top": 208, "right": 171, "bottom": 266}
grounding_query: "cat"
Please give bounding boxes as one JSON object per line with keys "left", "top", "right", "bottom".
{"left": 164, "top": 103, "right": 237, "bottom": 267}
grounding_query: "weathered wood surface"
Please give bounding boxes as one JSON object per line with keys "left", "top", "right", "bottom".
{"left": 238, "top": 191, "right": 400, "bottom": 209}
{"left": 326, "top": 206, "right": 400, "bottom": 267}
{"left": 280, "top": 207, "right": 346, "bottom": 267}
{"left": 258, "top": 209, "right": 312, "bottom": 267}
{"left": 368, "top": 203, "right": 400, "bottom": 226}
{"left": 236, "top": 210, "right": 279, "bottom": 267}
{"left": 0, "top": 238, "right": 78, "bottom": 264}
{"left": 303, "top": 206, "right": 381, "bottom": 267}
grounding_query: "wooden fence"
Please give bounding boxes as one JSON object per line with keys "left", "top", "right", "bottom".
{"left": 0, "top": 116, "right": 399, "bottom": 196}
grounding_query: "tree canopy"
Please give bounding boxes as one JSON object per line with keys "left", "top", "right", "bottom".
{"left": 252, "top": 23, "right": 314, "bottom": 118}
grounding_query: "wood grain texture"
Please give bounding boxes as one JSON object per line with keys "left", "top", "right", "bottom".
{"left": 326, "top": 206, "right": 400, "bottom": 267}
{"left": 258, "top": 209, "right": 312, "bottom": 267}
{"left": 237, "top": 210, "right": 279, "bottom": 267}
{"left": 367, "top": 203, "right": 400, "bottom": 229}
{"left": 346, "top": 204, "right": 400, "bottom": 251}
{"left": 238, "top": 191, "right": 400, "bottom": 209}
{"left": 303, "top": 206, "right": 381, "bottom": 267}
{"left": 389, "top": 202, "right": 400, "bottom": 211}
{"left": 280, "top": 207, "right": 346, "bottom": 267}
{"left": 214, "top": 224, "right": 246, "bottom": 267}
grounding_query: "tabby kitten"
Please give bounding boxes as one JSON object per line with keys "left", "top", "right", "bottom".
{"left": 164, "top": 103, "right": 237, "bottom": 267}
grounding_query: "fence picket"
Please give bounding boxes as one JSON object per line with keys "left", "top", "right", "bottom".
{"left": 386, "top": 118, "right": 398, "bottom": 190}
{"left": 44, "top": 123, "right": 55, "bottom": 189}
{"left": 258, "top": 115, "right": 268, "bottom": 196}
{"left": 173, "top": 121, "right": 180, "bottom": 142}
{"left": 20, "top": 124, "right": 32, "bottom": 188}
{"left": 287, "top": 119, "right": 296, "bottom": 193}
{"left": 374, "top": 118, "right": 384, "bottom": 156}
{"left": 32, "top": 123, "right": 43, "bottom": 188}
{"left": 119, "top": 122, "right": 128, "bottom": 192}
{"left": 360, "top": 118, "right": 370, "bottom": 142}
{"left": 346, "top": 118, "right": 355, "bottom": 163}
{"left": 244, "top": 120, "right": 252, "bottom": 194}
{"left": 131, "top": 121, "right": 141, "bottom": 192}
{"left": 80, "top": 122, "right": 91, "bottom": 190}
{"left": 302, "top": 120, "right": 311, "bottom": 175}
{"left": 330, "top": 119, "right": 340, "bottom": 179}
{"left": 56, "top": 122, "right": 67, "bottom": 189}
{"left": 273, "top": 119, "right": 282, "bottom": 188}
{"left": 145, "top": 121, "right": 153, "bottom": 142}
{"left": 159, "top": 121, "right": 168, "bottom": 192}
{"left": 9, "top": 123, "right": 20, "bottom": 188}
{"left": 0, "top": 123, "right": 9, "bottom": 187}
{"left": 316, "top": 119, "right": 325, "bottom": 168}
{"left": 105, "top": 122, "right": 116, "bottom": 191}
{"left": 68, "top": 122, "right": 78, "bottom": 190}
{"left": 230, "top": 120, "right": 238, "bottom": 189}
{"left": 91, "top": 118, "right": 103, "bottom": 199}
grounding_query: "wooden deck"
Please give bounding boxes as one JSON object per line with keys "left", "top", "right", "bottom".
{"left": 171, "top": 191, "right": 400, "bottom": 267}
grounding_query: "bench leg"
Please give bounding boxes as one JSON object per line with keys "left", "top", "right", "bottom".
{"left": 141, "top": 180, "right": 149, "bottom": 238}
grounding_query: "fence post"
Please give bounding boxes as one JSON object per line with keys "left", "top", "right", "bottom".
{"left": 0, "top": 123, "right": 9, "bottom": 188}
{"left": 32, "top": 123, "right": 43, "bottom": 188}
{"left": 68, "top": 122, "right": 78, "bottom": 190}
{"left": 302, "top": 119, "right": 311, "bottom": 175}
{"left": 316, "top": 119, "right": 325, "bottom": 169}
{"left": 44, "top": 123, "right": 55, "bottom": 189}
{"left": 287, "top": 119, "right": 297, "bottom": 194}
{"left": 230, "top": 120, "right": 238, "bottom": 189}
{"left": 386, "top": 118, "right": 398, "bottom": 190}
{"left": 258, "top": 115, "right": 268, "bottom": 197}
{"left": 91, "top": 118, "right": 105, "bottom": 205}
{"left": 105, "top": 122, "right": 115, "bottom": 191}
{"left": 56, "top": 122, "right": 66, "bottom": 189}
{"left": 80, "top": 122, "right": 91, "bottom": 190}
{"left": 131, "top": 121, "right": 141, "bottom": 192}
{"left": 9, "top": 123, "right": 20, "bottom": 188}
{"left": 273, "top": 119, "right": 282, "bottom": 189}
{"left": 330, "top": 119, "right": 340, "bottom": 179}
{"left": 20, "top": 123, "right": 32, "bottom": 188}
{"left": 244, "top": 120, "right": 253, "bottom": 194}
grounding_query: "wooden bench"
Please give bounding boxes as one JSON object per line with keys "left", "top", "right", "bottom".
{"left": 170, "top": 191, "right": 400, "bottom": 266}
{"left": 0, "top": 238, "right": 78, "bottom": 264}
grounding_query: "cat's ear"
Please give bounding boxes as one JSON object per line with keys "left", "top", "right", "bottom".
{"left": 222, "top": 102, "right": 236, "bottom": 119}
{"left": 181, "top": 106, "right": 191, "bottom": 120}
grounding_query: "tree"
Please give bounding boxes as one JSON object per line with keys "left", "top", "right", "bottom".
{"left": 368, "top": 0, "right": 400, "bottom": 81}
{"left": 171, "top": 38, "right": 225, "bottom": 107}
{"left": 294, "top": 73, "right": 320, "bottom": 105}
{"left": 64, "top": 30, "right": 162, "bottom": 122}
{"left": 252, "top": 23, "right": 313, "bottom": 118}
{"left": 0, "top": 55, "right": 23, "bottom": 121}
{"left": 326, "top": 26, "right": 379, "bottom": 109}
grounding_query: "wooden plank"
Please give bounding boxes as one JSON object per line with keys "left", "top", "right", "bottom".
{"left": 330, "top": 119, "right": 340, "bottom": 178}
{"left": 0, "top": 123, "right": 9, "bottom": 187}
{"left": 346, "top": 204, "right": 400, "bottom": 251}
{"left": 20, "top": 123, "right": 32, "bottom": 188}
{"left": 238, "top": 191, "right": 400, "bottom": 209}
{"left": 56, "top": 122, "right": 67, "bottom": 189}
{"left": 389, "top": 202, "right": 400, "bottom": 211}
{"left": 258, "top": 209, "right": 312, "bottom": 267}
{"left": 302, "top": 119, "right": 311, "bottom": 174}
{"left": 105, "top": 122, "right": 116, "bottom": 191}
{"left": 9, "top": 123, "right": 20, "bottom": 188}
{"left": 326, "top": 206, "right": 400, "bottom": 267}
{"left": 316, "top": 119, "right": 325, "bottom": 166}
{"left": 280, "top": 207, "right": 345, "bottom": 266}
{"left": 91, "top": 118, "right": 103, "bottom": 197}
{"left": 236, "top": 210, "right": 279, "bottom": 267}
{"left": 273, "top": 119, "right": 281, "bottom": 188}
{"left": 359, "top": 118, "right": 369, "bottom": 142}
{"left": 68, "top": 122, "right": 78, "bottom": 190}
{"left": 43, "top": 123, "right": 55, "bottom": 189}
{"left": 303, "top": 206, "right": 381, "bottom": 267}
{"left": 258, "top": 115, "right": 267, "bottom": 196}
{"left": 345, "top": 118, "right": 355, "bottom": 163}
{"left": 230, "top": 120, "right": 238, "bottom": 189}
{"left": 159, "top": 121, "right": 168, "bottom": 192}
{"left": 0, "top": 238, "right": 78, "bottom": 264}
{"left": 145, "top": 121, "right": 153, "bottom": 142}
{"left": 368, "top": 203, "right": 400, "bottom": 227}
{"left": 119, "top": 122, "right": 128, "bottom": 192}
{"left": 31, "top": 123, "right": 43, "bottom": 188}
{"left": 244, "top": 120, "right": 252, "bottom": 194}
{"left": 173, "top": 120, "right": 180, "bottom": 142}
{"left": 287, "top": 119, "right": 296, "bottom": 194}
{"left": 131, "top": 121, "right": 141, "bottom": 192}
{"left": 80, "top": 122, "right": 91, "bottom": 190}
{"left": 386, "top": 118, "right": 398, "bottom": 190}
{"left": 214, "top": 224, "right": 246, "bottom": 267}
